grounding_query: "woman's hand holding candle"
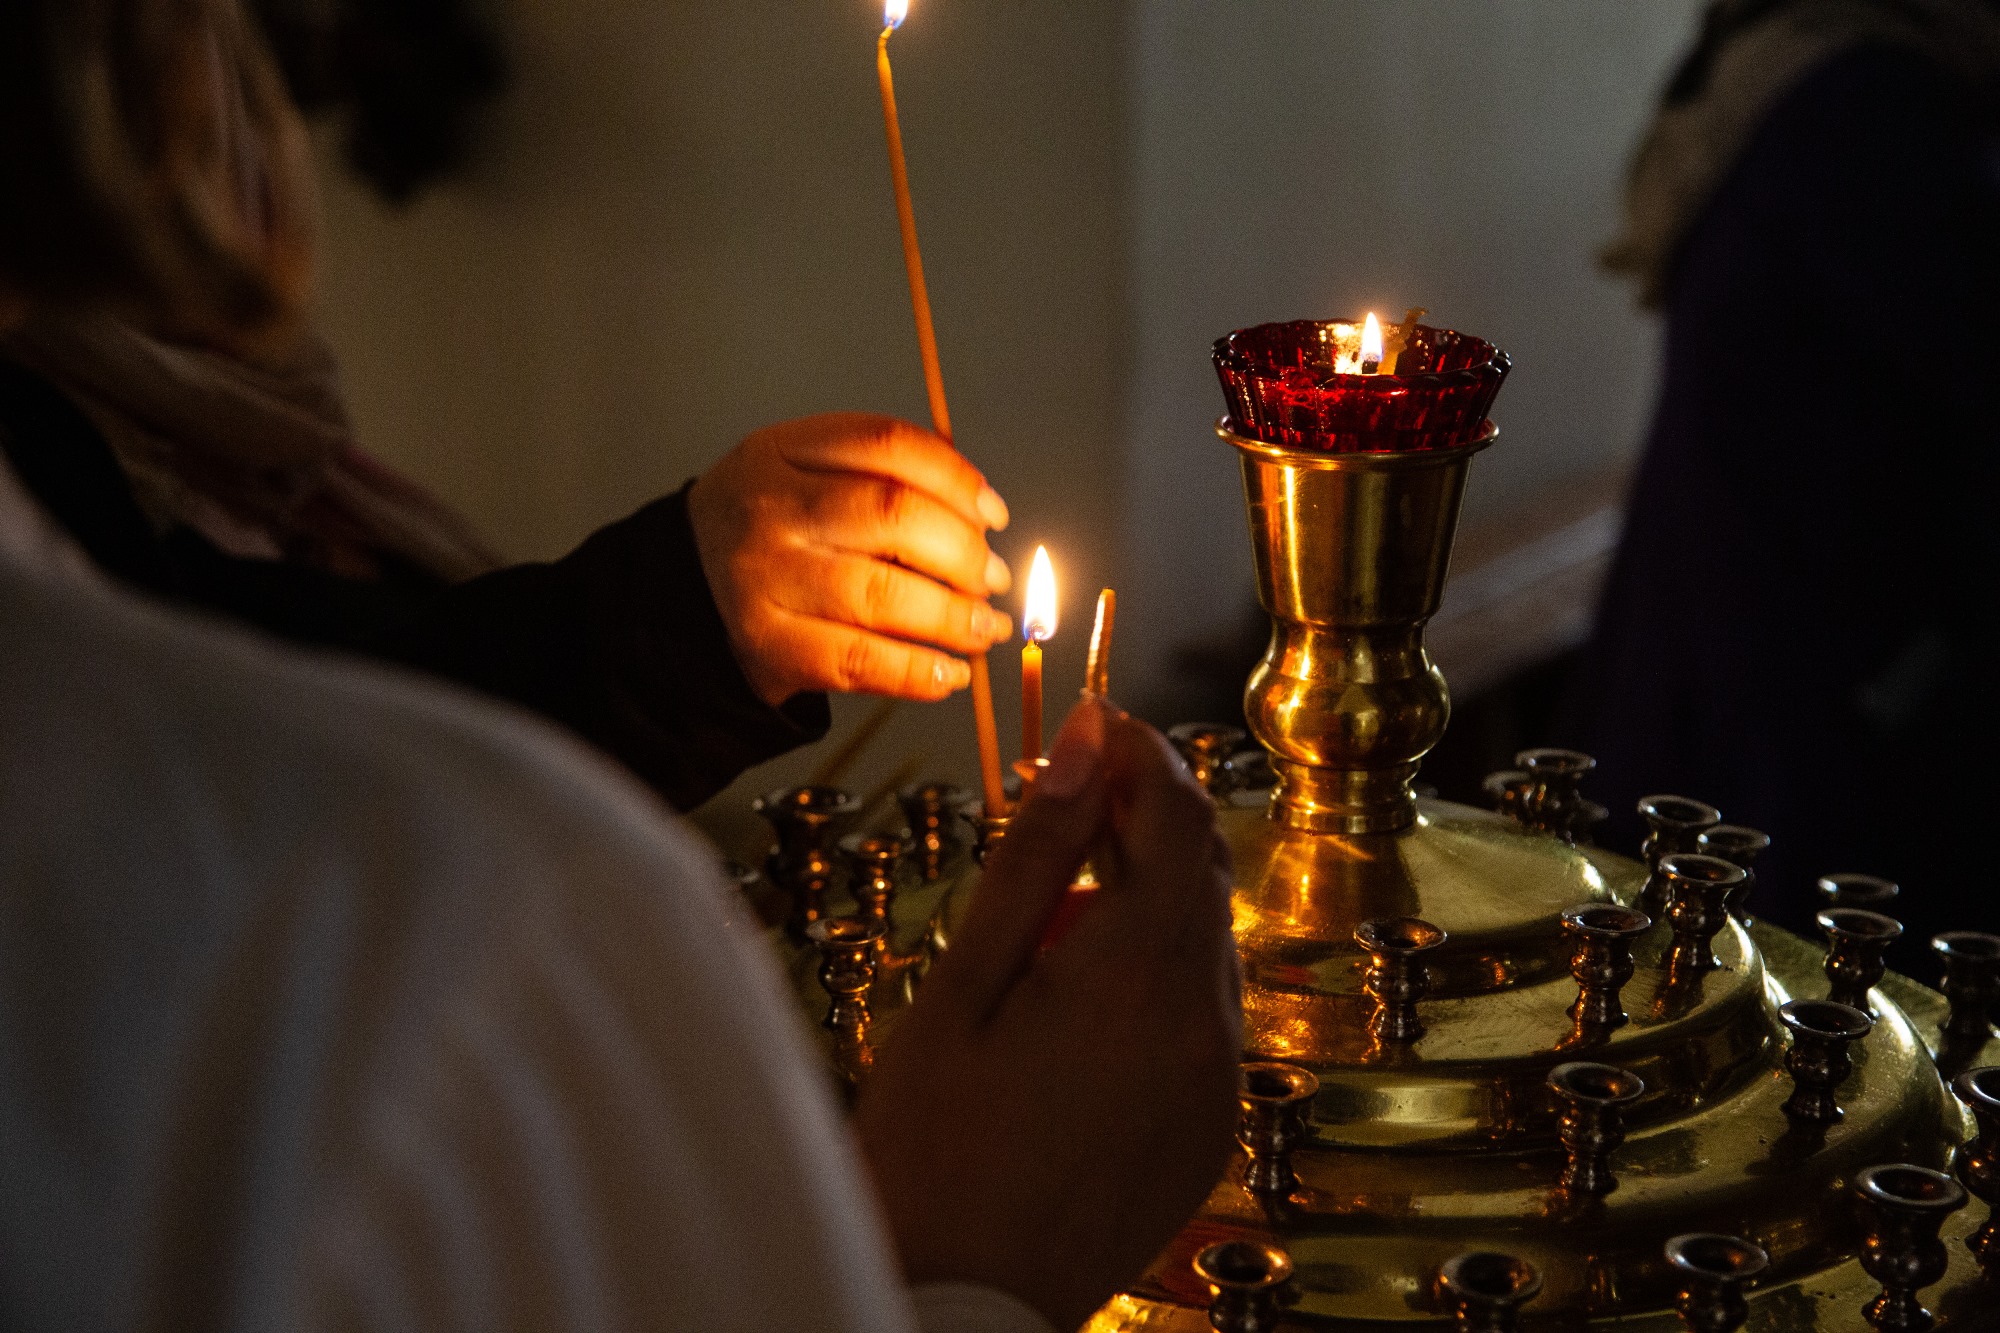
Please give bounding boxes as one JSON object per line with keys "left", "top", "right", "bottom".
{"left": 856, "top": 699, "right": 1242, "bottom": 1332}
{"left": 688, "top": 412, "right": 1014, "bottom": 707}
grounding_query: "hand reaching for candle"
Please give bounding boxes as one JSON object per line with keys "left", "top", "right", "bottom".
{"left": 855, "top": 699, "right": 1244, "bottom": 1331}
{"left": 687, "top": 413, "right": 1014, "bottom": 707}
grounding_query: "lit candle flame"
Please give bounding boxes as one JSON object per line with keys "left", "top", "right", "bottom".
{"left": 1024, "top": 545, "right": 1058, "bottom": 642}
{"left": 1360, "top": 311, "right": 1384, "bottom": 373}
{"left": 884, "top": 0, "right": 908, "bottom": 29}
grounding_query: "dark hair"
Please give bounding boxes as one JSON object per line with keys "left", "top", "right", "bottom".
{"left": 251, "top": 0, "right": 506, "bottom": 204}
{"left": 0, "top": 0, "right": 316, "bottom": 333}
{"left": 0, "top": 1, "right": 165, "bottom": 310}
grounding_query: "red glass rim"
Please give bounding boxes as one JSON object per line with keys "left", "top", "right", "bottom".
{"left": 1214, "top": 319, "right": 1510, "bottom": 454}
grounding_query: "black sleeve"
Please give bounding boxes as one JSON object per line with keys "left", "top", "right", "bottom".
{"left": 0, "top": 362, "right": 827, "bottom": 811}
{"left": 369, "top": 485, "right": 830, "bottom": 812}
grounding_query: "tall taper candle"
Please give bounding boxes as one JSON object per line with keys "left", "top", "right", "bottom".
{"left": 1020, "top": 545, "right": 1057, "bottom": 762}
{"left": 876, "top": 0, "right": 1007, "bottom": 815}
{"left": 1021, "top": 641, "right": 1043, "bottom": 763}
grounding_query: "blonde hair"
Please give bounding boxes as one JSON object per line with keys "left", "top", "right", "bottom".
{"left": 0, "top": 0, "right": 317, "bottom": 344}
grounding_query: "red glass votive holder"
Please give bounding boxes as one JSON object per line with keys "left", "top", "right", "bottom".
{"left": 1214, "top": 319, "right": 1510, "bottom": 453}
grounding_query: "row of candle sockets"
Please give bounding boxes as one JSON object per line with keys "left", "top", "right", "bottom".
{"left": 741, "top": 723, "right": 1275, "bottom": 1066}
{"left": 1194, "top": 1164, "right": 1980, "bottom": 1333}
{"left": 1229, "top": 1062, "right": 2000, "bottom": 1332}
{"left": 743, "top": 722, "right": 1276, "bottom": 947}
{"left": 765, "top": 736, "right": 2000, "bottom": 1070}
{"left": 1214, "top": 1080, "right": 2000, "bottom": 1333}
{"left": 1215, "top": 750, "right": 2000, "bottom": 1333}
{"left": 751, "top": 737, "right": 2000, "bottom": 1328}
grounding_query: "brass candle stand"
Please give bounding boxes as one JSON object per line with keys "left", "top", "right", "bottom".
{"left": 738, "top": 322, "right": 1998, "bottom": 1328}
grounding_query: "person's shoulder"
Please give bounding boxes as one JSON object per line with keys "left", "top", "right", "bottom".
{"left": 0, "top": 552, "right": 717, "bottom": 892}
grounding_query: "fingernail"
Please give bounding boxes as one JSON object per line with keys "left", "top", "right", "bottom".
{"left": 1040, "top": 699, "right": 1105, "bottom": 798}
{"left": 944, "top": 658, "right": 972, "bottom": 693}
{"left": 979, "top": 606, "right": 1013, "bottom": 644}
{"left": 985, "top": 550, "right": 1012, "bottom": 595}
{"left": 977, "top": 484, "right": 1010, "bottom": 531}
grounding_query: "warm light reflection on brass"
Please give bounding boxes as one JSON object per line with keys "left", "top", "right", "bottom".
{"left": 1225, "top": 420, "right": 1492, "bottom": 836}
{"left": 763, "top": 404, "right": 1992, "bottom": 1330}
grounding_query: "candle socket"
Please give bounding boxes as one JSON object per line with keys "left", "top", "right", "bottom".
{"left": 1548, "top": 1061, "right": 1644, "bottom": 1198}
{"left": 1818, "top": 873, "right": 1901, "bottom": 913}
{"left": 1435, "top": 1251, "right": 1542, "bottom": 1333}
{"left": 1950, "top": 1067, "right": 2000, "bottom": 1274}
{"left": 1695, "top": 825, "right": 1771, "bottom": 919}
{"left": 723, "top": 857, "right": 784, "bottom": 929}
{"left": 1636, "top": 796, "right": 1722, "bottom": 916}
{"left": 1562, "top": 903, "right": 1652, "bottom": 1031}
{"left": 1933, "top": 932, "right": 2000, "bottom": 1043}
{"left": 1192, "top": 1240, "right": 1293, "bottom": 1333}
{"left": 959, "top": 799, "right": 1014, "bottom": 867}
{"left": 895, "top": 781, "right": 964, "bottom": 883}
{"left": 1170, "top": 722, "right": 1250, "bottom": 798}
{"left": 1779, "top": 998, "right": 1874, "bottom": 1125}
{"left": 1238, "top": 1061, "right": 1319, "bottom": 1197}
{"left": 1356, "top": 917, "right": 1446, "bottom": 1044}
{"left": 1664, "top": 1233, "right": 1769, "bottom": 1333}
{"left": 1819, "top": 909, "right": 1904, "bottom": 1013}
{"left": 1854, "top": 1163, "right": 1967, "bottom": 1333}
{"left": 807, "top": 915, "right": 885, "bottom": 1037}
{"left": 1576, "top": 800, "right": 1612, "bottom": 846}
{"left": 1482, "top": 768, "right": 1531, "bottom": 823}
{"left": 1660, "top": 854, "right": 1745, "bottom": 976}
{"left": 1226, "top": 747, "right": 1276, "bottom": 793}
{"left": 753, "top": 785, "right": 862, "bottom": 939}
{"left": 1515, "top": 747, "right": 1596, "bottom": 843}
{"left": 840, "top": 831, "right": 907, "bottom": 933}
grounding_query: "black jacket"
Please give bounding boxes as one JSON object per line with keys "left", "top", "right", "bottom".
{"left": 0, "top": 360, "right": 827, "bottom": 811}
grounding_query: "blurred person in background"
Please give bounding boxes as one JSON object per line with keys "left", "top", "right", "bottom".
{"left": 1574, "top": 0, "right": 2000, "bottom": 962}
{"left": 0, "top": 8, "right": 1243, "bottom": 1330}
{"left": 0, "top": 0, "right": 1017, "bottom": 814}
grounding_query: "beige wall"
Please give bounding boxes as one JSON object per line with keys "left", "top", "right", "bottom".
{"left": 310, "top": 0, "right": 1700, "bottom": 820}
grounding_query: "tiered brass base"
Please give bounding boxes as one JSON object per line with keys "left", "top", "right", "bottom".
{"left": 1080, "top": 794, "right": 1991, "bottom": 1330}
{"left": 774, "top": 786, "right": 1989, "bottom": 1327}
{"left": 766, "top": 383, "right": 1993, "bottom": 1329}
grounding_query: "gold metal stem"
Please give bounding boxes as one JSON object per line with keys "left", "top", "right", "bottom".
{"left": 1222, "top": 420, "right": 1495, "bottom": 834}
